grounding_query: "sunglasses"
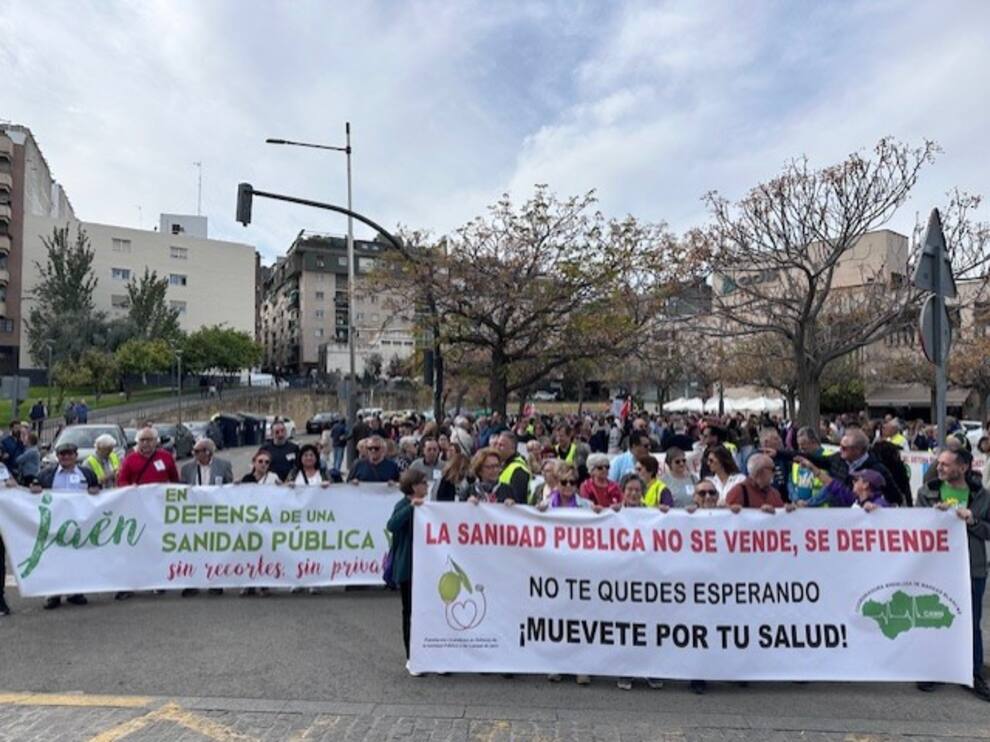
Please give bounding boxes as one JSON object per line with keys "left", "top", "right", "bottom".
{"left": 255, "top": 459, "right": 271, "bottom": 465}
{"left": 559, "top": 479, "right": 578, "bottom": 486}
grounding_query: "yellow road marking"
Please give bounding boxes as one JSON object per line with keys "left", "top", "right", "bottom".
{"left": 89, "top": 702, "right": 256, "bottom": 742}
{"left": 0, "top": 692, "right": 151, "bottom": 708}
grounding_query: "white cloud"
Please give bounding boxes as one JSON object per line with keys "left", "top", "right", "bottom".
{"left": 0, "top": 0, "right": 986, "bottom": 266}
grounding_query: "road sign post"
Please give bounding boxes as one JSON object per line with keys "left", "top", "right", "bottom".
{"left": 913, "top": 209, "right": 956, "bottom": 446}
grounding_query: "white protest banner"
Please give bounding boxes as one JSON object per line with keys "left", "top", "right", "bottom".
{"left": 410, "top": 504, "right": 973, "bottom": 683}
{"left": 0, "top": 484, "right": 401, "bottom": 596}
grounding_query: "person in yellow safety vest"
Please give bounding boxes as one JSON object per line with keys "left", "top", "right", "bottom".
{"left": 882, "top": 420, "right": 909, "bottom": 451}
{"left": 787, "top": 427, "right": 834, "bottom": 506}
{"left": 553, "top": 424, "right": 589, "bottom": 482}
{"left": 494, "top": 430, "right": 531, "bottom": 504}
{"left": 635, "top": 455, "right": 673, "bottom": 508}
{"left": 85, "top": 434, "right": 122, "bottom": 488}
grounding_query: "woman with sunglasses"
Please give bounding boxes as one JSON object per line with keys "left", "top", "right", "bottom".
{"left": 240, "top": 449, "right": 282, "bottom": 484}
{"left": 580, "top": 453, "right": 622, "bottom": 507}
{"left": 704, "top": 445, "right": 745, "bottom": 505}
{"left": 659, "top": 447, "right": 698, "bottom": 508}
{"left": 683, "top": 481, "right": 721, "bottom": 694}
{"left": 537, "top": 461, "right": 591, "bottom": 686}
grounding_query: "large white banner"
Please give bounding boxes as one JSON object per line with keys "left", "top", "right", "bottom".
{"left": 410, "top": 504, "right": 973, "bottom": 682}
{"left": 0, "top": 484, "right": 402, "bottom": 596}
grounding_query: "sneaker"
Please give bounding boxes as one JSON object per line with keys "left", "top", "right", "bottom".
{"left": 43, "top": 596, "right": 61, "bottom": 610}
{"left": 308, "top": 587, "right": 321, "bottom": 595}
{"left": 290, "top": 587, "right": 305, "bottom": 594}
{"left": 240, "top": 588, "right": 257, "bottom": 597}
{"left": 207, "top": 588, "right": 223, "bottom": 595}
{"left": 647, "top": 678, "right": 664, "bottom": 689}
{"left": 916, "top": 682, "right": 936, "bottom": 692}
{"left": 181, "top": 588, "right": 199, "bottom": 597}
{"left": 971, "top": 675, "right": 990, "bottom": 702}
{"left": 0, "top": 596, "right": 10, "bottom": 616}
{"left": 616, "top": 678, "right": 633, "bottom": 691}
{"left": 689, "top": 680, "right": 707, "bottom": 695}
{"left": 259, "top": 587, "right": 270, "bottom": 596}
{"left": 114, "top": 591, "right": 134, "bottom": 601}
{"left": 547, "top": 674, "right": 562, "bottom": 682}
{"left": 575, "top": 674, "right": 591, "bottom": 685}
{"left": 405, "top": 661, "right": 422, "bottom": 677}
{"left": 65, "top": 594, "right": 88, "bottom": 606}
{"left": 153, "top": 589, "right": 166, "bottom": 595}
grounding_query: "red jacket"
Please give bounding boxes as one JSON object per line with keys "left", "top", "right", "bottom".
{"left": 580, "top": 478, "right": 622, "bottom": 508}
{"left": 118, "top": 449, "right": 180, "bottom": 486}
{"left": 725, "top": 478, "right": 785, "bottom": 509}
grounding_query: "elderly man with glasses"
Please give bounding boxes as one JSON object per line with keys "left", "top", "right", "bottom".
{"left": 117, "top": 426, "right": 180, "bottom": 486}
{"left": 180, "top": 438, "right": 233, "bottom": 486}
{"left": 31, "top": 442, "right": 101, "bottom": 610}
{"left": 348, "top": 434, "right": 401, "bottom": 484}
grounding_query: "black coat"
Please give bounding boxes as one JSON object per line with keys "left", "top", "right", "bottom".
{"left": 36, "top": 465, "right": 99, "bottom": 490}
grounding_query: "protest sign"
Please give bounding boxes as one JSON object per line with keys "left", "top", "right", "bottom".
{"left": 0, "top": 484, "right": 401, "bottom": 596}
{"left": 410, "top": 504, "right": 973, "bottom": 682}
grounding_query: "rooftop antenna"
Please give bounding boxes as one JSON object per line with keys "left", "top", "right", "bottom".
{"left": 137, "top": 204, "right": 142, "bottom": 228}
{"left": 193, "top": 161, "right": 203, "bottom": 216}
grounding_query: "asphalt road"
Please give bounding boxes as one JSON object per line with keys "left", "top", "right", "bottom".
{"left": 1, "top": 437, "right": 989, "bottom": 740}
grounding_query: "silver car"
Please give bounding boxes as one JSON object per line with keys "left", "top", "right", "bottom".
{"left": 44, "top": 424, "right": 129, "bottom": 467}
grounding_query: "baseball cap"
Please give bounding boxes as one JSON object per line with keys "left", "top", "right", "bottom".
{"left": 851, "top": 469, "right": 885, "bottom": 492}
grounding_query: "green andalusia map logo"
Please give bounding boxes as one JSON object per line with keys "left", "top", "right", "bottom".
{"left": 437, "top": 556, "right": 487, "bottom": 631}
{"left": 861, "top": 589, "right": 955, "bottom": 639}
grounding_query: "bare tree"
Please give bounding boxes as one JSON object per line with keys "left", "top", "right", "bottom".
{"left": 699, "top": 138, "right": 989, "bottom": 430}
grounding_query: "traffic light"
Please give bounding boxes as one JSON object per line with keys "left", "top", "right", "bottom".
{"left": 236, "top": 182, "right": 253, "bottom": 226}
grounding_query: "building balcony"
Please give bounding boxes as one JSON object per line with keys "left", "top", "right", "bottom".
{"left": 0, "top": 203, "right": 10, "bottom": 221}
{"left": 0, "top": 138, "right": 12, "bottom": 158}
{"left": 0, "top": 268, "right": 8, "bottom": 286}
{"left": 0, "top": 301, "right": 6, "bottom": 317}
{"left": 0, "top": 172, "right": 11, "bottom": 190}
{"left": 0, "top": 235, "right": 9, "bottom": 254}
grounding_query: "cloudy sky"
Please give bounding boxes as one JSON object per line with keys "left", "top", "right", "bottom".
{"left": 1, "top": 0, "right": 987, "bottom": 262}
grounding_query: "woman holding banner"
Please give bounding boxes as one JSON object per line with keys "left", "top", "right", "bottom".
{"left": 388, "top": 467, "right": 427, "bottom": 672}
{"left": 239, "top": 449, "right": 282, "bottom": 485}
{"left": 704, "top": 445, "right": 744, "bottom": 505}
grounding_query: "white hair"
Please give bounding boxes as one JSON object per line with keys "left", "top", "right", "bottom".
{"left": 195, "top": 438, "right": 217, "bottom": 453}
{"left": 138, "top": 426, "right": 159, "bottom": 443}
{"left": 747, "top": 453, "right": 774, "bottom": 477}
{"left": 94, "top": 434, "right": 117, "bottom": 449}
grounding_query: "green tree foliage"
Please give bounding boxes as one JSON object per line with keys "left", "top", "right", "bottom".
{"left": 125, "top": 268, "right": 182, "bottom": 341}
{"left": 114, "top": 339, "right": 172, "bottom": 399}
{"left": 25, "top": 224, "right": 107, "bottom": 365}
{"left": 182, "top": 325, "right": 262, "bottom": 374}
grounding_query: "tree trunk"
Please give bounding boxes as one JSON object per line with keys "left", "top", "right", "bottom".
{"left": 489, "top": 352, "right": 508, "bottom": 417}
{"left": 796, "top": 369, "right": 822, "bottom": 431}
{"left": 786, "top": 389, "right": 797, "bottom": 421}
{"left": 433, "top": 340, "right": 444, "bottom": 423}
{"left": 577, "top": 376, "right": 586, "bottom": 415}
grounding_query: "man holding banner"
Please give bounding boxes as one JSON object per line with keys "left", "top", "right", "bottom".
{"left": 916, "top": 448, "right": 990, "bottom": 701}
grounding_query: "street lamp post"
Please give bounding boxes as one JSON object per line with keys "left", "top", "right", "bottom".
{"left": 175, "top": 349, "right": 184, "bottom": 426}
{"left": 45, "top": 341, "right": 54, "bottom": 423}
{"left": 266, "top": 124, "right": 358, "bottom": 466}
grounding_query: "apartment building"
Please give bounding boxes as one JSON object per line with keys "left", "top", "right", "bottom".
{"left": 259, "top": 231, "right": 415, "bottom": 375}
{"left": 19, "top": 213, "right": 256, "bottom": 369}
{"left": 0, "top": 125, "right": 75, "bottom": 373}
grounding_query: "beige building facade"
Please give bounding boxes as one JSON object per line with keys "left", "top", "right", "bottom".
{"left": 20, "top": 214, "right": 256, "bottom": 369}
{"left": 260, "top": 232, "right": 415, "bottom": 376}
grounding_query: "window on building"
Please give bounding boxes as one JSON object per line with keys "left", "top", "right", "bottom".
{"left": 171, "top": 224, "right": 183, "bottom": 235}
{"left": 111, "top": 295, "right": 130, "bottom": 310}
{"left": 315, "top": 328, "right": 325, "bottom": 337}
{"left": 314, "top": 309, "right": 325, "bottom": 318}
{"left": 315, "top": 291, "right": 325, "bottom": 301}
{"left": 337, "top": 257, "right": 347, "bottom": 267}
{"left": 169, "top": 274, "right": 187, "bottom": 286}
{"left": 358, "top": 257, "right": 377, "bottom": 272}
{"left": 0, "top": 319, "right": 13, "bottom": 333}
{"left": 170, "top": 246, "right": 188, "bottom": 260}
{"left": 112, "top": 238, "right": 132, "bottom": 253}
{"left": 112, "top": 267, "right": 131, "bottom": 281}
{"left": 316, "top": 258, "right": 325, "bottom": 268}
{"left": 170, "top": 300, "right": 187, "bottom": 315}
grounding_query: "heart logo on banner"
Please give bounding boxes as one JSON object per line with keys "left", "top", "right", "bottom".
{"left": 450, "top": 599, "right": 478, "bottom": 629}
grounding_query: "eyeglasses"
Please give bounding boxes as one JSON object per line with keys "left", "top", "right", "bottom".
{"left": 367, "top": 446, "right": 382, "bottom": 452}
{"left": 255, "top": 459, "right": 272, "bottom": 465}
{"left": 194, "top": 448, "right": 210, "bottom": 454}
{"left": 671, "top": 459, "right": 685, "bottom": 465}
{"left": 559, "top": 479, "right": 578, "bottom": 486}
{"left": 695, "top": 489, "right": 718, "bottom": 497}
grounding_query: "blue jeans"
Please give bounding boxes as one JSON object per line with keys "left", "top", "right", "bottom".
{"left": 332, "top": 446, "right": 345, "bottom": 471}
{"left": 974, "top": 577, "right": 986, "bottom": 678}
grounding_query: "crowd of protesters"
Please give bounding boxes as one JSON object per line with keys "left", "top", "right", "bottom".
{"left": 1, "top": 403, "right": 987, "bottom": 700}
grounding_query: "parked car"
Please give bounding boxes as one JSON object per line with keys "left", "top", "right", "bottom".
{"left": 961, "top": 420, "right": 985, "bottom": 449}
{"left": 185, "top": 420, "right": 224, "bottom": 450}
{"left": 532, "top": 390, "right": 559, "bottom": 401}
{"left": 43, "top": 424, "right": 129, "bottom": 467}
{"left": 123, "top": 427, "right": 138, "bottom": 449}
{"left": 306, "top": 412, "right": 342, "bottom": 434}
{"left": 357, "top": 407, "right": 383, "bottom": 420}
{"left": 264, "top": 416, "right": 296, "bottom": 439}
{"left": 154, "top": 423, "right": 195, "bottom": 460}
